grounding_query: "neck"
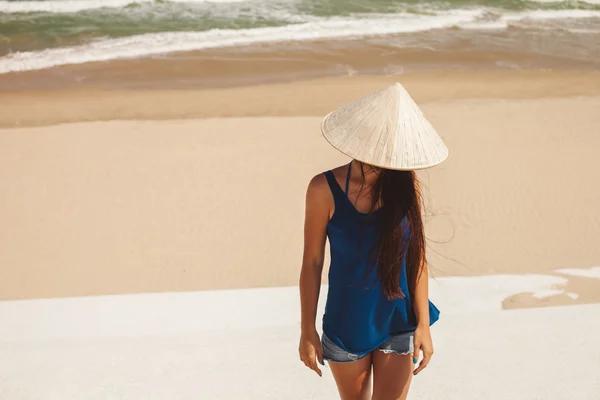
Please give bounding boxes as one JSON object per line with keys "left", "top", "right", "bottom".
{"left": 351, "top": 160, "right": 380, "bottom": 186}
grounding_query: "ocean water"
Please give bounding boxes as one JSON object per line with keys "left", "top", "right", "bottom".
{"left": 1, "top": 0, "right": 600, "bottom": 74}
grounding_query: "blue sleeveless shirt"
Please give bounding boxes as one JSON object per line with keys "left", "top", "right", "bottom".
{"left": 322, "top": 165, "right": 440, "bottom": 355}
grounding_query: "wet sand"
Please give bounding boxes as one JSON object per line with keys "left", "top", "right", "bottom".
{"left": 2, "top": 71, "right": 600, "bottom": 128}
{"left": 3, "top": 26, "right": 600, "bottom": 91}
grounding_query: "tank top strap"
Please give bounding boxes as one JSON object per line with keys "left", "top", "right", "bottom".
{"left": 323, "top": 170, "right": 346, "bottom": 204}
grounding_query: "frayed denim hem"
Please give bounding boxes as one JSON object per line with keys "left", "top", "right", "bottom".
{"left": 377, "top": 349, "right": 412, "bottom": 356}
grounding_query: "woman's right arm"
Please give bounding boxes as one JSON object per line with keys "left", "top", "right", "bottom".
{"left": 298, "top": 174, "right": 331, "bottom": 377}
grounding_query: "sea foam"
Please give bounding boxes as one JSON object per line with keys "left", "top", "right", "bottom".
{"left": 2, "top": 9, "right": 600, "bottom": 74}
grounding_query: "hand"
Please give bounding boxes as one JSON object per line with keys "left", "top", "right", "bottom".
{"left": 299, "top": 328, "right": 324, "bottom": 377}
{"left": 413, "top": 325, "right": 434, "bottom": 375}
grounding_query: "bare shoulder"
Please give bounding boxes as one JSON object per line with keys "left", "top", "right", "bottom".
{"left": 307, "top": 164, "right": 346, "bottom": 195}
{"left": 306, "top": 172, "right": 333, "bottom": 218}
{"left": 306, "top": 173, "right": 330, "bottom": 202}
{"left": 305, "top": 165, "right": 347, "bottom": 208}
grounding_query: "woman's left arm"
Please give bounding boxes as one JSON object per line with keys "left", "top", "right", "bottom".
{"left": 412, "top": 265, "right": 434, "bottom": 375}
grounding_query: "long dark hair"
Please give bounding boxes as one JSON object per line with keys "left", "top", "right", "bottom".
{"left": 357, "top": 162, "right": 426, "bottom": 300}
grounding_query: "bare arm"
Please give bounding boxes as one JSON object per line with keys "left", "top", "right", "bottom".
{"left": 413, "top": 265, "right": 431, "bottom": 327}
{"left": 412, "top": 264, "right": 434, "bottom": 375}
{"left": 298, "top": 174, "right": 331, "bottom": 376}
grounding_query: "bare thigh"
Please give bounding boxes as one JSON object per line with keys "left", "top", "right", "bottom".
{"left": 328, "top": 353, "right": 373, "bottom": 400}
{"left": 371, "top": 351, "right": 413, "bottom": 400}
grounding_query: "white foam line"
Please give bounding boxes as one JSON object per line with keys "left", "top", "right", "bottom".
{"left": 0, "top": 0, "right": 249, "bottom": 13}
{"left": 555, "top": 266, "right": 600, "bottom": 279}
{"left": 3, "top": 8, "right": 600, "bottom": 74}
{"left": 0, "top": 11, "right": 484, "bottom": 74}
{"left": 458, "top": 21, "right": 509, "bottom": 30}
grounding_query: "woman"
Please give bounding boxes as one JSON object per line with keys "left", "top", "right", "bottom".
{"left": 298, "top": 83, "right": 448, "bottom": 400}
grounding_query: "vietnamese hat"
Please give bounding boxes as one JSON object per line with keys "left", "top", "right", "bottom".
{"left": 321, "top": 82, "right": 448, "bottom": 170}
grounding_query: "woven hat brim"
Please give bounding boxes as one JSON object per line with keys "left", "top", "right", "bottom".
{"left": 321, "top": 111, "right": 449, "bottom": 171}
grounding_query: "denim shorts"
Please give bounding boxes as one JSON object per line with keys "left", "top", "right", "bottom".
{"left": 322, "top": 331, "right": 414, "bottom": 363}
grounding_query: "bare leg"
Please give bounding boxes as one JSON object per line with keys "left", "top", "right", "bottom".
{"left": 328, "top": 353, "right": 373, "bottom": 400}
{"left": 371, "top": 351, "right": 413, "bottom": 400}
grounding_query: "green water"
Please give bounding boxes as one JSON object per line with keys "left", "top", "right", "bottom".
{"left": 1, "top": 0, "right": 600, "bottom": 57}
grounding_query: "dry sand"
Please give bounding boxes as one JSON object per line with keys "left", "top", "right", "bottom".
{"left": 1, "top": 73, "right": 599, "bottom": 305}
{"left": 1, "top": 278, "right": 600, "bottom": 399}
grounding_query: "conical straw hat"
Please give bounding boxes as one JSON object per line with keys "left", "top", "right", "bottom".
{"left": 321, "top": 82, "right": 448, "bottom": 170}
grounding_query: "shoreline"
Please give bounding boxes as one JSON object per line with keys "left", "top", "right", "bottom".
{"left": 3, "top": 21, "right": 600, "bottom": 84}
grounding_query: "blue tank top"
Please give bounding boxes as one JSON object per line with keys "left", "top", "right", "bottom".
{"left": 322, "top": 164, "right": 440, "bottom": 355}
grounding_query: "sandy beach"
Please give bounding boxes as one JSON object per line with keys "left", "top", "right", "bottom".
{"left": 1, "top": 72, "right": 599, "bottom": 306}
{"left": 1, "top": 277, "right": 600, "bottom": 399}
{"left": 3, "top": 0, "right": 600, "bottom": 397}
